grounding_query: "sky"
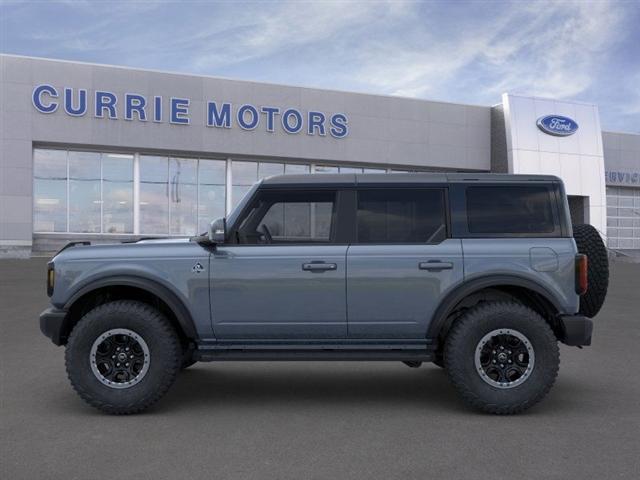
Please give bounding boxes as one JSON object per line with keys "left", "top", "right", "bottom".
{"left": 1, "top": 0, "right": 639, "bottom": 132}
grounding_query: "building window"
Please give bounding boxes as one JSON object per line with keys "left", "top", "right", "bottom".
{"left": 139, "top": 155, "right": 169, "bottom": 234}
{"left": 258, "top": 162, "right": 284, "bottom": 178}
{"left": 33, "top": 148, "right": 411, "bottom": 238}
{"left": 314, "top": 165, "right": 339, "bottom": 173}
{"left": 68, "top": 151, "right": 101, "bottom": 233}
{"left": 33, "top": 149, "right": 67, "bottom": 232}
{"left": 34, "top": 149, "right": 134, "bottom": 234}
{"left": 284, "top": 163, "right": 310, "bottom": 174}
{"left": 198, "top": 159, "right": 226, "bottom": 233}
{"left": 169, "top": 157, "right": 197, "bottom": 235}
{"left": 102, "top": 154, "right": 134, "bottom": 234}
{"left": 231, "top": 161, "right": 257, "bottom": 210}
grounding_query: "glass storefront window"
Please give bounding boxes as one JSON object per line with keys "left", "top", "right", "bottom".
{"left": 258, "top": 162, "right": 284, "bottom": 179}
{"left": 34, "top": 150, "right": 409, "bottom": 238}
{"left": 33, "top": 149, "right": 68, "bottom": 232}
{"left": 140, "top": 155, "right": 169, "bottom": 234}
{"left": 284, "top": 163, "right": 310, "bottom": 174}
{"left": 169, "top": 158, "right": 198, "bottom": 235}
{"left": 231, "top": 161, "right": 258, "bottom": 210}
{"left": 68, "top": 151, "right": 101, "bottom": 233}
{"left": 198, "top": 159, "right": 226, "bottom": 233}
{"left": 338, "top": 167, "right": 363, "bottom": 173}
{"left": 314, "top": 165, "right": 339, "bottom": 173}
{"left": 102, "top": 154, "right": 133, "bottom": 234}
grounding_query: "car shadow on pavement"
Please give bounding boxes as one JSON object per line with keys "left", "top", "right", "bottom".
{"left": 152, "top": 363, "right": 473, "bottom": 414}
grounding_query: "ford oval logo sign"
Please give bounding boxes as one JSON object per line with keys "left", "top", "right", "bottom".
{"left": 536, "top": 115, "right": 579, "bottom": 137}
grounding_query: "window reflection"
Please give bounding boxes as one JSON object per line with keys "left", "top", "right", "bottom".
{"left": 284, "top": 164, "right": 310, "bottom": 174}
{"left": 169, "top": 158, "right": 197, "bottom": 235}
{"left": 231, "top": 161, "right": 257, "bottom": 210}
{"left": 103, "top": 154, "right": 133, "bottom": 233}
{"left": 33, "top": 151, "right": 390, "bottom": 236}
{"left": 140, "top": 156, "right": 169, "bottom": 234}
{"left": 338, "top": 167, "right": 362, "bottom": 173}
{"left": 34, "top": 149, "right": 67, "bottom": 232}
{"left": 314, "top": 165, "right": 339, "bottom": 173}
{"left": 68, "top": 151, "right": 101, "bottom": 233}
{"left": 198, "top": 159, "right": 226, "bottom": 233}
{"left": 258, "top": 162, "right": 284, "bottom": 179}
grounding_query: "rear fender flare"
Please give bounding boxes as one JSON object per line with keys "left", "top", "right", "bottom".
{"left": 427, "top": 274, "right": 564, "bottom": 340}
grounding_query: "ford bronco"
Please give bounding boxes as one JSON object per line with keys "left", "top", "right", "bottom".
{"left": 40, "top": 173, "right": 609, "bottom": 414}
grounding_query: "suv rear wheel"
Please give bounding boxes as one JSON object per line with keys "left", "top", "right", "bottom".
{"left": 444, "top": 301, "right": 559, "bottom": 414}
{"left": 65, "top": 300, "right": 182, "bottom": 414}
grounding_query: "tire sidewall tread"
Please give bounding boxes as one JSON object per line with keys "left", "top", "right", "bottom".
{"left": 444, "top": 301, "right": 559, "bottom": 414}
{"left": 65, "top": 300, "right": 181, "bottom": 415}
{"left": 573, "top": 223, "right": 609, "bottom": 318}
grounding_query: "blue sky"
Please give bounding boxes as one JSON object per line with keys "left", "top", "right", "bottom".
{"left": 1, "top": 0, "right": 639, "bottom": 131}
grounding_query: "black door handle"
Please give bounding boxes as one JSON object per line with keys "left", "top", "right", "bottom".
{"left": 302, "top": 262, "right": 337, "bottom": 272}
{"left": 419, "top": 261, "right": 453, "bottom": 271}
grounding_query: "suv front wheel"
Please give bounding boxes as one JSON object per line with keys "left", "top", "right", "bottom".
{"left": 65, "top": 300, "right": 182, "bottom": 414}
{"left": 444, "top": 301, "right": 559, "bottom": 414}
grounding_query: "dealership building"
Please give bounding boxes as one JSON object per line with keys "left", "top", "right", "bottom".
{"left": 1, "top": 54, "right": 639, "bottom": 257}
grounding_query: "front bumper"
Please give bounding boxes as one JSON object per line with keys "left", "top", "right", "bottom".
{"left": 557, "top": 315, "right": 593, "bottom": 346}
{"left": 39, "top": 307, "right": 68, "bottom": 346}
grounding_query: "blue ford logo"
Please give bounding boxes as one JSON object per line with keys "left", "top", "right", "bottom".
{"left": 536, "top": 115, "right": 579, "bottom": 137}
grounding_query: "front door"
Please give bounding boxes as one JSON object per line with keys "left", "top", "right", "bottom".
{"left": 346, "top": 187, "right": 464, "bottom": 338}
{"left": 210, "top": 189, "right": 347, "bottom": 339}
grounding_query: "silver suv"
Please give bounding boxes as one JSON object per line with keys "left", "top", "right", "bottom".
{"left": 40, "top": 173, "right": 609, "bottom": 414}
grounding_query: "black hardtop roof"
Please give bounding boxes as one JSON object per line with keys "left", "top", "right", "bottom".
{"left": 260, "top": 172, "right": 561, "bottom": 187}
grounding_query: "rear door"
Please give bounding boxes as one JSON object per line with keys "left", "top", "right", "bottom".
{"left": 346, "top": 187, "right": 463, "bottom": 338}
{"left": 211, "top": 189, "right": 348, "bottom": 339}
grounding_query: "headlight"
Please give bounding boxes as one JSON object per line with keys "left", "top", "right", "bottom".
{"left": 47, "top": 262, "right": 55, "bottom": 297}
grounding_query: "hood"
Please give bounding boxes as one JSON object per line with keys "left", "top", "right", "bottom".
{"left": 52, "top": 237, "right": 194, "bottom": 262}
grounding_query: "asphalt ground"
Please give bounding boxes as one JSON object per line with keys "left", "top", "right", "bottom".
{"left": 1, "top": 257, "right": 639, "bottom": 480}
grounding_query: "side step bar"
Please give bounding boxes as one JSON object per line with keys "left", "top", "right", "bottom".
{"left": 195, "top": 350, "right": 434, "bottom": 362}
{"left": 194, "top": 340, "right": 436, "bottom": 362}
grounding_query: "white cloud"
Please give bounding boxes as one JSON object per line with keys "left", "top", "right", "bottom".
{"left": 348, "top": 0, "right": 625, "bottom": 103}
{"left": 188, "top": 1, "right": 410, "bottom": 71}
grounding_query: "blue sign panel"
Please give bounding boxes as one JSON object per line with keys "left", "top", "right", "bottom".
{"left": 31, "top": 84, "right": 349, "bottom": 139}
{"left": 536, "top": 115, "right": 579, "bottom": 137}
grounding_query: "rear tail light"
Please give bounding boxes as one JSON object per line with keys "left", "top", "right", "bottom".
{"left": 575, "top": 254, "right": 588, "bottom": 295}
{"left": 47, "top": 262, "right": 55, "bottom": 297}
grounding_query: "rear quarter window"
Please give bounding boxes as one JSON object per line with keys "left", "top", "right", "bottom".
{"left": 466, "top": 185, "right": 558, "bottom": 235}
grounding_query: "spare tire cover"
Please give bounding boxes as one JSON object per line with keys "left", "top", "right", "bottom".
{"left": 572, "top": 224, "right": 609, "bottom": 318}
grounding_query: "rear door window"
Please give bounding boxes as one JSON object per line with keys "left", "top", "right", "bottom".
{"left": 466, "top": 185, "right": 558, "bottom": 235}
{"left": 356, "top": 188, "right": 447, "bottom": 243}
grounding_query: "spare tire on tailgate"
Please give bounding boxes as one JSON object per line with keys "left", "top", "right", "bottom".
{"left": 572, "top": 224, "right": 609, "bottom": 318}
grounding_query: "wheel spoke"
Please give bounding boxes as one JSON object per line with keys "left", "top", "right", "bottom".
{"left": 90, "top": 329, "right": 150, "bottom": 389}
{"left": 475, "top": 329, "right": 535, "bottom": 389}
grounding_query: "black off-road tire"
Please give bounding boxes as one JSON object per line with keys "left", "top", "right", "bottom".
{"left": 432, "top": 353, "right": 444, "bottom": 368}
{"left": 444, "top": 301, "right": 559, "bottom": 414}
{"left": 65, "top": 300, "right": 182, "bottom": 414}
{"left": 573, "top": 223, "right": 609, "bottom": 318}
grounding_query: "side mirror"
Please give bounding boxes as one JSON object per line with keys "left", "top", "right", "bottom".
{"left": 208, "top": 217, "right": 226, "bottom": 244}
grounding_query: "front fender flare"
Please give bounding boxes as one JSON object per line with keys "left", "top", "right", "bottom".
{"left": 64, "top": 275, "right": 197, "bottom": 339}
